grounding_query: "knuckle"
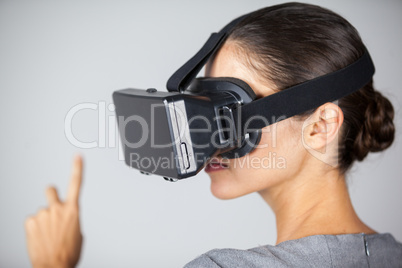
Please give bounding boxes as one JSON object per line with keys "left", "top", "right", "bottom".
{"left": 67, "top": 204, "right": 79, "bottom": 215}
{"left": 25, "top": 216, "right": 36, "bottom": 230}
{"left": 37, "top": 208, "right": 49, "bottom": 218}
{"left": 49, "top": 203, "right": 63, "bottom": 212}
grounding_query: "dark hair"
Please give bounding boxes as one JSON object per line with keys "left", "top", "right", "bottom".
{"left": 227, "top": 2, "right": 395, "bottom": 173}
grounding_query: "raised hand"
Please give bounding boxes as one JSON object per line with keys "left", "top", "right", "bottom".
{"left": 25, "top": 155, "right": 84, "bottom": 268}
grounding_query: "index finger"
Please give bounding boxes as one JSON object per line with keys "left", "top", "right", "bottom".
{"left": 67, "top": 154, "right": 84, "bottom": 205}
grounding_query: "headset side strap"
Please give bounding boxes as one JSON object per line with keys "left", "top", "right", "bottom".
{"left": 233, "top": 50, "right": 375, "bottom": 133}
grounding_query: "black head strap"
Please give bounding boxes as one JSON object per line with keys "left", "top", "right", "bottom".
{"left": 232, "top": 50, "right": 375, "bottom": 134}
{"left": 167, "top": 12, "right": 376, "bottom": 137}
{"left": 166, "top": 14, "right": 248, "bottom": 92}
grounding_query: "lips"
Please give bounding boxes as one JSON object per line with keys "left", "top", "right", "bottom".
{"left": 204, "top": 158, "right": 229, "bottom": 173}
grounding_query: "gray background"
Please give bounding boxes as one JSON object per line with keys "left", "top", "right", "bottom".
{"left": 0, "top": 0, "right": 401, "bottom": 267}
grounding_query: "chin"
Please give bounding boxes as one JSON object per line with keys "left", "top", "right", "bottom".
{"left": 208, "top": 172, "right": 250, "bottom": 200}
{"left": 208, "top": 172, "right": 235, "bottom": 200}
{"left": 207, "top": 167, "right": 281, "bottom": 200}
{"left": 210, "top": 184, "right": 235, "bottom": 200}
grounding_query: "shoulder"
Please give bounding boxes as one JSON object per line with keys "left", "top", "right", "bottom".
{"left": 184, "top": 233, "right": 402, "bottom": 268}
{"left": 184, "top": 235, "right": 332, "bottom": 268}
{"left": 183, "top": 247, "right": 298, "bottom": 268}
{"left": 364, "top": 233, "right": 402, "bottom": 267}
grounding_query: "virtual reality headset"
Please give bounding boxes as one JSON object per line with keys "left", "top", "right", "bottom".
{"left": 113, "top": 14, "right": 375, "bottom": 181}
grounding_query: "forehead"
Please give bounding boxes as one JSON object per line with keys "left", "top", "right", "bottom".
{"left": 205, "top": 42, "right": 275, "bottom": 98}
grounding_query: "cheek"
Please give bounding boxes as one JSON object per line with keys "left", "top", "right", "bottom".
{"left": 208, "top": 121, "right": 305, "bottom": 200}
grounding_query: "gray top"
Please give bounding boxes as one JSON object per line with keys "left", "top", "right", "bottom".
{"left": 184, "top": 233, "right": 402, "bottom": 267}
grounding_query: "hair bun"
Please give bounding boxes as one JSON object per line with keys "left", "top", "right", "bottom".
{"left": 353, "top": 88, "right": 395, "bottom": 161}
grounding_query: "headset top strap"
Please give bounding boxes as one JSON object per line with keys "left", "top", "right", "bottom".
{"left": 166, "top": 14, "right": 248, "bottom": 92}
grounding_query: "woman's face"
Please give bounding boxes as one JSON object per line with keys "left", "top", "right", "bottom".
{"left": 204, "top": 42, "right": 309, "bottom": 200}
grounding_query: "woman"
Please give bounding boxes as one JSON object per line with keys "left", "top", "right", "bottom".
{"left": 25, "top": 3, "right": 402, "bottom": 267}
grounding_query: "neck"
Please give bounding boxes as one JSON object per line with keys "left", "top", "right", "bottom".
{"left": 259, "top": 167, "right": 375, "bottom": 244}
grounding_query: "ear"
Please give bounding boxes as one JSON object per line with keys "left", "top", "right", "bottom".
{"left": 302, "top": 102, "right": 344, "bottom": 153}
